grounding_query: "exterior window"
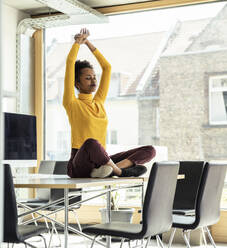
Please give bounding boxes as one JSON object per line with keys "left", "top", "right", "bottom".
{"left": 156, "top": 107, "right": 160, "bottom": 138}
{"left": 106, "top": 130, "right": 118, "bottom": 145}
{"left": 209, "top": 76, "right": 227, "bottom": 125}
{"left": 111, "top": 130, "right": 118, "bottom": 144}
{"left": 44, "top": 1, "right": 227, "bottom": 209}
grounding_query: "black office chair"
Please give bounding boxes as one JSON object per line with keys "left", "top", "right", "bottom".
{"left": 51, "top": 161, "right": 82, "bottom": 208}
{"left": 20, "top": 161, "right": 82, "bottom": 247}
{"left": 20, "top": 160, "right": 56, "bottom": 208}
{"left": 83, "top": 161, "right": 180, "bottom": 248}
{"left": 3, "top": 164, "right": 48, "bottom": 248}
{"left": 172, "top": 161, "right": 205, "bottom": 216}
{"left": 167, "top": 161, "right": 204, "bottom": 246}
{"left": 18, "top": 161, "right": 59, "bottom": 247}
{"left": 49, "top": 161, "right": 82, "bottom": 231}
{"left": 168, "top": 161, "right": 227, "bottom": 248}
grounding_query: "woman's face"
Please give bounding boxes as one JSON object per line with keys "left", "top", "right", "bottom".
{"left": 77, "top": 68, "right": 97, "bottom": 94}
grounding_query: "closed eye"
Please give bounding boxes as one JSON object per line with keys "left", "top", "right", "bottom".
{"left": 86, "top": 76, "right": 96, "bottom": 81}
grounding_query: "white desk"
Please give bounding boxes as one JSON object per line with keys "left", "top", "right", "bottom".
{"left": 14, "top": 175, "right": 144, "bottom": 189}
{"left": 14, "top": 175, "right": 144, "bottom": 248}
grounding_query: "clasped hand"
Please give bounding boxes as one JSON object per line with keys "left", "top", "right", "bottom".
{"left": 74, "top": 28, "right": 90, "bottom": 44}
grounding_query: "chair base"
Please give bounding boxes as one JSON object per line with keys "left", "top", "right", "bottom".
{"left": 89, "top": 235, "right": 164, "bottom": 248}
{"left": 167, "top": 227, "right": 217, "bottom": 248}
{"left": 163, "top": 227, "right": 202, "bottom": 246}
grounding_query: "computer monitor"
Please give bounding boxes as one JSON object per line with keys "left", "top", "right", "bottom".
{"left": 3, "top": 112, "right": 37, "bottom": 167}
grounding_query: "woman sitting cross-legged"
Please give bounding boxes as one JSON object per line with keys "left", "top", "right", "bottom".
{"left": 63, "top": 28, "right": 156, "bottom": 178}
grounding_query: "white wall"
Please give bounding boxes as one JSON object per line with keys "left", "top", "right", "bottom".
{"left": 2, "top": 4, "right": 29, "bottom": 93}
{"left": 1, "top": 4, "right": 32, "bottom": 240}
{"left": 20, "top": 34, "right": 35, "bottom": 114}
{"left": 2, "top": 3, "right": 34, "bottom": 115}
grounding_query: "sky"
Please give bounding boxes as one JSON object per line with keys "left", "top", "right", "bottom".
{"left": 46, "top": 1, "right": 226, "bottom": 46}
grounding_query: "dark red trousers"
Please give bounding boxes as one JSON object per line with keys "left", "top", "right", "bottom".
{"left": 67, "top": 138, "right": 156, "bottom": 178}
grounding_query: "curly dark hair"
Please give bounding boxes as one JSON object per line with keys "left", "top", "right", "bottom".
{"left": 74, "top": 60, "right": 93, "bottom": 88}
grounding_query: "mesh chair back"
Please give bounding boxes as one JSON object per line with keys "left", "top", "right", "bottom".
{"left": 195, "top": 161, "right": 227, "bottom": 228}
{"left": 142, "top": 161, "right": 179, "bottom": 237}
{"left": 36, "top": 160, "right": 56, "bottom": 200}
{"left": 3, "top": 164, "right": 19, "bottom": 242}
{"left": 173, "top": 161, "right": 204, "bottom": 210}
{"left": 51, "top": 161, "right": 81, "bottom": 205}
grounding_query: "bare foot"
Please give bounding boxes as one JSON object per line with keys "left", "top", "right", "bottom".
{"left": 116, "top": 159, "right": 133, "bottom": 169}
{"left": 104, "top": 159, "right": 122, "bottom": 176}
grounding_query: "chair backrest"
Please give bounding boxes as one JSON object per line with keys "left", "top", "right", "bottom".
{"left": 195, "top": 161, "right": 227, "bottom": 228}
{"left": 50, "top": 161, "right": 67, "bottom": 201}
{"left": 141, "top": 161, "right": 179, "bottom": 238}
{"left": 173, "top": 161, "right": 205, "bottom": 210}
{"left": 50, "top": 161, "right": 81, "bottom": 204}
{"left": 53, "top": 161, "right": 68, "bottom": 174}
{"left": 36, "top": 160, "right": 56, "bottom": 200}
{"left": 3, "top": 164, "right": 19, "bottom": 242}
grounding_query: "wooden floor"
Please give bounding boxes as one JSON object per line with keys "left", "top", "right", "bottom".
{"left": 1, "top": 233, "right": 227, "bottom": 248}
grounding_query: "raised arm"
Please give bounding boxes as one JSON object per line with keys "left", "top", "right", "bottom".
{"left": 63, "top": 30, "right": 89, "bottom": 109}
{"left": 63, "top": 42, "right": 80, "bottom": 109}
{"left": 85, "top": 39, "right": 111, "bottom": 102}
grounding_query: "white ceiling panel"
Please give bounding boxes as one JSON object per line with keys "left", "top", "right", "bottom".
{"left": 3, "top": 0, "right": 56, "bottom": 15}
{"left": 2, "top": 0, "right": 108, "bottom": 16}
{"left": 3, "top": 0, "right": 45, "bottom": 10}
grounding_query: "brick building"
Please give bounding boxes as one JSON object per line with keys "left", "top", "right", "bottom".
{"left": 140, "top": 4, "right": 227, "bottom": 160}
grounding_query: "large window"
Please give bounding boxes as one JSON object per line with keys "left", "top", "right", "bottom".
{"left": 209, "top": 75, "right": 227, "bottom": 124}
{"left": 45, "top": 1, "right": 227, "bottom": 206}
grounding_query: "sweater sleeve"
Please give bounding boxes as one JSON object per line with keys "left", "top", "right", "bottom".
{"left": 93, "top": 49, "right": 111, "bottom": 102}
{"left": 63, "top": 43, "right": 80, "bottom": 109}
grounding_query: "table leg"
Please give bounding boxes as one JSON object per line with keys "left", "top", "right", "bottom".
{"left": 106, "top": 186, "right": 111, "bottom": 248}
{"left": 64, "top": 188, "right": 69, "bottom": 248}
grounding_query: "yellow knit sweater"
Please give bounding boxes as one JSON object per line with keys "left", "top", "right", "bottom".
{"left": 63, "top": 43, "right": 111, "bottom": 149}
